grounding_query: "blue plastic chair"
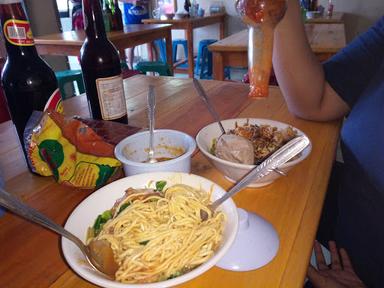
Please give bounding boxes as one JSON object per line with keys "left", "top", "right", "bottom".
{"left": 154, "top": 39, "right": 167, "bottom": 63}
{"left": 155, "top": 39, "right": 189, "bottom": 64}
{"left": 195, "top": 39, "right": 217, "bottom": 78}
{"left": 172, "top": 39, "right": 188, "bottom": 62}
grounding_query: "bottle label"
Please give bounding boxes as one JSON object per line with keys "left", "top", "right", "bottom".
{"left": 96, "top": 75, "right": 127, "bottom": 120}
{"left": 3, "top": 19, "right": 34, "bottom": 46}
{"left": 44, "top": 88, "right": 64, "bottom": 114}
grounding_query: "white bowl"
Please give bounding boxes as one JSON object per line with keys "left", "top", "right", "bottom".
{"left": 62, "top": 172, "right": 239, "bottom": 288}
{"left": 196, "top": 118, "right": 312, "bottom": 187}
{"left": 114, "top": 129, "right": 196, "bottom": 176}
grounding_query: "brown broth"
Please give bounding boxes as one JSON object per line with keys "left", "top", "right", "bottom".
{"left": 141, "top": 156, "right": 175, "bottom": 163}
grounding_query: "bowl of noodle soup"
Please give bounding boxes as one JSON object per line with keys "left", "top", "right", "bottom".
{"left": 62, "top": 172, "right": 238, "bottom": 288}
{"left": 196, "top": 118, "right": 312, "bottom": 187}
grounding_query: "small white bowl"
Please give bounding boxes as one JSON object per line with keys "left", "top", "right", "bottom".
{"left": 62, "top": 172, "right": 239, "bottom": 288}
{"left": 196, "top": 118, "right": 312, "bottom": 187}
{"left": 114, "top": 129, "right": 196, "bottom": 176}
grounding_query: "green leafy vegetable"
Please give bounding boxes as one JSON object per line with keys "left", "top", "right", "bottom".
{"left": 167, "top": 271, "right": 182, "bottom": 279}
{"left": 101, "top": 210, "right": 112, "bottom": 220}
{"left": 117, "top": 202, "right": 131, "bottom": 215}
{"left": 209, "top": 138, "right": 217, "bottom": 155}
{"left": 155, "top": 180, "right": 167, "bottom": 192}
{"left": 93, "top": 209, "right": 112, "bottom": 236}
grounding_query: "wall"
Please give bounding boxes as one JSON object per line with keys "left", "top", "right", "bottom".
{"left": 175, "top": 0, "right": 383, "bottom": 52}
{"left": 318, "top": 0, "right": 383, "bottom": 42}
{"left": 175, "top": 0, "right": 246, "bottom": 53}
{"left": 24, "top": 0, "right": 68, "bottom": 71}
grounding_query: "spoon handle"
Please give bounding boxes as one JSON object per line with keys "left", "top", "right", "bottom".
{"left": 211, "top": 135, "right": 310, "bottom": 210}
{"left": 0, "top": 187, "right": 86, "bottom": 251}
{"left": 193, "top": 78, "right": 226, "bottom": 135}
{"left": 148, "top": 85, "right": 156, "bottom": 160}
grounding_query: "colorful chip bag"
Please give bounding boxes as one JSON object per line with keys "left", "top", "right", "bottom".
{"left": 26, "top": 110, "right": 140, "bottom": 189}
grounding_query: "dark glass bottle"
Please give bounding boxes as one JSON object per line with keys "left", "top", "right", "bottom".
{"left": 102, "top": 0, "right": 112, "bottom": 32}
{"left": 80, "top": 0, "right": 127, "bottom": 124}
{"left": 111, "top": 0, "right": 123, "bottom": 31}
{"left": 310, "top": 0, "right": 318, "bottom": 11}
{"left": 0, "top": 0, "right": 61, "bottom": 166}
{"left": 184, "top": 0, "right": 191, "bottom": 13}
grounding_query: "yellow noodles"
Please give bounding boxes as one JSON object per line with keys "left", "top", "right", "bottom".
{"left": 89, "top": 184, "right": 225, "bottom": 283}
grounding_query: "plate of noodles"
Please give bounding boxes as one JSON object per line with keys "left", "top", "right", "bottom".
{"left": 62, "top": 172, "right": 238, "bottom": 288}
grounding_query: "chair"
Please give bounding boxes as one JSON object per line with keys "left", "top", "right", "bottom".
{"left": 135, "top": 61, "right": 172, "bottom": 76}
{"left": 172, "top": 39, "right": 188, "bottom": 62}
{"left": 155, "top": 39, "right": 189, "bottom": 64}
{"left": 154, "top": 39, "right": 167, "bottom": 63}
{"left": 195, "top": 39, "right": 217, "bottom": 79}
{"left": 120, "top": 60, "right": 129, "bottom": 70}
{"left": 122, "top": 68, "right": 141, "bottom": 79}
{"left": 55, "top": 69, "right": 85, "bottom": 100}
{"left": 0, "top": 88, "right": 10, "bottom": 124}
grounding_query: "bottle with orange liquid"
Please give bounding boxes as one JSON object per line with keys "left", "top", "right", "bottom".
{"left": 236, "top": 0, "right": 286, "bottom": 98}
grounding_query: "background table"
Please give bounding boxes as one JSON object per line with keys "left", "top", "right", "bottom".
{"left": 143, "top": 14, "right": 226, "bottom": 78}
{"left": 306, "top": 12, "right": 345, "bottom": 24}
{"left": 0, "top": 76, "right": 341, "bottom": 287}
{"left": 209, "top": 23, "right": 346, "bottom": 80}
{"left": 35, "top": 24, "right": 173, "bottom": 73}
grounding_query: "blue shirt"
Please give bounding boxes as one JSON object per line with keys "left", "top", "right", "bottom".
{"left": 123, "top": 3, "right": 149, "bottom": 25}
{"left": 324, "top": 16, "right": 384, "bottom": 287}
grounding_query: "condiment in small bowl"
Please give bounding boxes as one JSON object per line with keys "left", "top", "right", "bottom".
{"left": 115, "top": 129, "right": 196, "bottom": 176}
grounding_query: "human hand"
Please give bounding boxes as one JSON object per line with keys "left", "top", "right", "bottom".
{"left": 307, "top": 241, "right": 366, "bottom": 288}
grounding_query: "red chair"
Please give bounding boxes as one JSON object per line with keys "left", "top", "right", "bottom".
{"left": 122, "top": 68, "right": 141, "bottom": 79}
{"left": 0, "top": 89, "right": 10, "bottom": 123}
{"left": 0, "top": 57, "right": 10, "bottom": 123}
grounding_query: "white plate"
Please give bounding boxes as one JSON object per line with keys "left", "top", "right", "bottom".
{"left": 62, "top": 172, "right": 238, "bottom": 288}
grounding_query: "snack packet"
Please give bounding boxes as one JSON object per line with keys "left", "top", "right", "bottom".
{"left": 26, "top": 111, "right": 140, "bottom": 189}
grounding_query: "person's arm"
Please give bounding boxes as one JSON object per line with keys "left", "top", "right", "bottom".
{"left": 272, "top": 0, "right": 349, "bottom": 121}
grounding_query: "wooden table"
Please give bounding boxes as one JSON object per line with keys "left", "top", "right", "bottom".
{"left": 35, "top": 24, "right": 174, "bottom": 73}
{"left": 306, "top": 12, "right": 344, "bottom": 24}
{"left": 143, "top": 14, "right": 226, "bottom": 78}
{"left": 0, "top": 75, "right": 341, "bottom": 288}
{"left": 209, "top": 23, "right": 346, "bottom": 80}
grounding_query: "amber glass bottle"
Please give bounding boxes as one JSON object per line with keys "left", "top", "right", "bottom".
{"left": 111, "top": 0, "right": 123, "bottom": 31}
{"left": 80, "top": 0, "right": 127, "bottom": 123}
{"left": 0, "top": 0, "right": 61, "bottom": 165}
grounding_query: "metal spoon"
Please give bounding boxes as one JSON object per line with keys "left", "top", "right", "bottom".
{"left": 0, "top": 187, "right": 119, "bottom": 278}
{"left": 201, "top": 135, "right": 310, "bottom": 220}
{"left": 193, "top": 78, "right": 252, "bottom": 161}
{"left": 193, "top": 78, "right": 286, "bottom": 175}
{"left": 147, "top": 85, "right": 157, "bottom": 163}
{"left": 193, "top": 78, "right": 226, "bottom": 134}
